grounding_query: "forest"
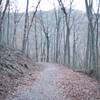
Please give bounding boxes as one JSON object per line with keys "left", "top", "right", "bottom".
{"left": 0, "top": 0, "right": 100, "bottom": 100}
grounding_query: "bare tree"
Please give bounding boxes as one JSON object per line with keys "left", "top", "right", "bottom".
{"left": 22, "top": 0, "right": 29, "bottom": 53}
{"left": 57, "top": 0, "right": 74, "bottom": 66}
{"left": 42, "top": 39, "right": 46, "bottom": 62}
{"left": 0, "top": 0, "right": 10, "bottom": 42}
{"left": 72, "top": 18, "right": 76, "bottom": 67}
{"left": 40, "top": 11, "right": 50, "bottom": 62}
{"left": 34, "top": 17, "right": 38, "bottom": 62}
{"left": 7, "top": 3, "right": 10, "bottom": 45}
{"left": 54, "top": 6, "right": 61, "bottom": 63}
{"left": 72, "top": 16, "right": 79, "bottom": 68}
{"left": 22, "top": 0, "right": 41, "bottom": 54}
{"left": 95, "top": 2, "right": 100, "bottom": 79}
{"left": 85, "top": 0, "right": 100, "bottom": 78}
{"left": 13, "top": 10, "right": 17, "bottom": 48}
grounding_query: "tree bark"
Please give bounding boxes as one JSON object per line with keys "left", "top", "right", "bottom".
{"left": 22, "top": 0, "right": 29, "bottom": 53}
{"left": 46, "top": 36, "right": 49, "bottom": 62}
{"left": 34, "top": 18, "right": 38, "bottom": 62}
{"left": 0, "top": 0, "right": 9, "bottom": 43}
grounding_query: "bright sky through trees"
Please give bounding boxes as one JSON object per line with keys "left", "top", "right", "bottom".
{"left": 15, "top": 0, "right": 98, "bottom": 12}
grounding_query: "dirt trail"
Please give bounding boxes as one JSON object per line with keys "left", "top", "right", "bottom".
{"left": 5, "top": 63, "right": 100, "bottom": 100}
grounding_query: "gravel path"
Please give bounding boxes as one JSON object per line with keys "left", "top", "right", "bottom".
{"left": 5, "top": 63, "right": 100, "bottom": 100}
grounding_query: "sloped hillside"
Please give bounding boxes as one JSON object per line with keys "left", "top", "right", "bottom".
{"left": 0, "top": 46, "right": 37, "bottom": 100}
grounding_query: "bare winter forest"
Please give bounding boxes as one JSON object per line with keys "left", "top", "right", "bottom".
{"left": 0, "top": 0, "right": 100, "bottom": 100}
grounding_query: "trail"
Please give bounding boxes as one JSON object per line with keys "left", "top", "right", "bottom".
{"left": 6, "top": 63, "right": 100, "bottom": 100}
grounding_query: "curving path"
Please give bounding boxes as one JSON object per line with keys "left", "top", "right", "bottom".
{"left": 6, "top": 63, "right": 100, "bottom": 100}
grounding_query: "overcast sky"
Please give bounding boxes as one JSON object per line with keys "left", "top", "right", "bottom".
{"left": 16, "top": 0, "right": 98, "bottom": 12}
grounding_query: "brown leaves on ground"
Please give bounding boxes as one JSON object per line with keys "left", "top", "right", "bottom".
{"left": 0, "top": 46, "right": 38, "bottom": 100}
{"left": 7, "top": 63, "right": 100, "bottom": 100}
{"left": 0, "top": 46, "right": 100, "bottom": 100}
{"left": 56, "top": 66, "right": 100, "bottom": 100}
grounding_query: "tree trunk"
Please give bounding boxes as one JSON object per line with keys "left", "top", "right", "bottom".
{"left": 46, "top": 36, "right": 49, "bottom": 62}
{"left": 96, "top": 16, "right": 99, "bottom": 79}
{"left": 7, "top": 5, "right": 10, "bottom": 45}
{"left": 22, "top": 0, "right": 29, "bottom": 53}
{"left": 73, "top": 31, "right": 76, "bottom": 67}
{"left": 0, "top": 0, "right": 9, "bottom": 43}
{"left": 34, "top": 18, "right": 38, "bottom": 62}
{"left": 13, "top": 12, "right": 17, "bottom": 48}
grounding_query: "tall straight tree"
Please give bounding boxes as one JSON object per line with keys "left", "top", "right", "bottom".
{"left": 40, "top": 12, "right": 50, "bottom": 62}
{"left": 57, "top": 0, "right": 73, "bottom": 66}
{"left": 22, "top": 0, "right": 29, "bottom": 53}
{"left": 72, "top": 18, "right": 76, "bottom": 67}
{"left": 54, "top": 6, "right": 61, "bottom": 63}
{"left": 85, "top": 0, "right": 100, "bottom": 78}
{"left": 13, "top": 10, "right": 17, "bottom": 48}
{"left": 34, "top": 17, "right": 38, "bottom": 62}
{"left": 7, "top": 3, "right": 10, "bottom": 45}
{"left": 85, "top": 0, "right": 94, "bottom": 70}
{"left": 95, "top": 12, "right": 99, "bottom": 78}
{"left": 94, "top": 1, "right": 100, "bottom": 79}
{"left": 0, "top": 0, "right": 9, "bottom": 43}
